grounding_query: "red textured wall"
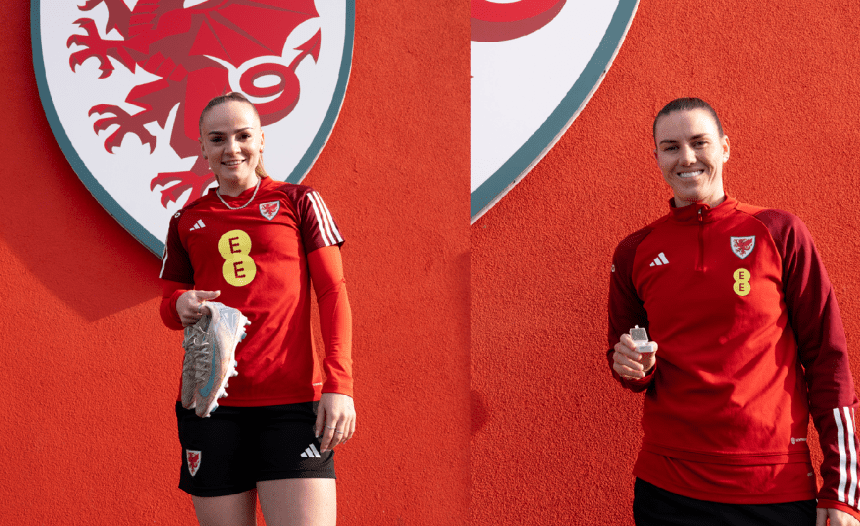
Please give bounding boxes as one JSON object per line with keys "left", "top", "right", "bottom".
{"left": 0, "top": 2, "right": 468, "bottom": 525}
{"left": 8, "top": 0, "right": 860, "bottom": 524}
{"left": 472, "top": 1, "right": 860, "bottom": 524}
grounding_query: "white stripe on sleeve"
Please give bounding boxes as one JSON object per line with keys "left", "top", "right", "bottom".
{"left": 844, "top": 407, "right": 858, "bottom": 506}
{"left": 836, "top": 407, "right": 848, "bottom": 503}
{"left": 307, "top": 192, "right": 334, "bottom": 246}
{"left": 316, "top": 192, "right": 343, "bottom": 243}
{"left": 159, "top": 245, "right": 169, "bottom": 279}
{"left": 307, "top": 192, "right": 337, "bottom": 246}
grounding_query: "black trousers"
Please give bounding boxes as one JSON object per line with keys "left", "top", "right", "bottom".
{"left": 633, "top": 478, "right": 817, "bottom": 526}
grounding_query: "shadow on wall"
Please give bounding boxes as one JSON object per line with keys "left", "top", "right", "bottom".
{"left": 0, "top": 153, "right": 163, "bottom": 322}
{"left": 3, "top": 47, "right": 161, "bottom": 321}
{"left": 472, "top": 389, "right": 489, "bottom": 436}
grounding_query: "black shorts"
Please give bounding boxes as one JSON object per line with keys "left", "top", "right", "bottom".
{"left": 633, "top": 478, "right": 816, "bottom": 526}
{"left": 176, "top": 401, "right": 336, "bottom": 497}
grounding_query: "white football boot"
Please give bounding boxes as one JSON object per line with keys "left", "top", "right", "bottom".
{"left": 192, "top": 302, "right": 249, "bottom": 418}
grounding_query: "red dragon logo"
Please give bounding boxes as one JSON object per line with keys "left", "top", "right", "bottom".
{"left": 65, "top": 0, "right": 321, "bottom": 208}
{"left": 186, "top": 450, "right": 201, "bottom": 476}
{"left": 259, "top": 201, "right": 279, "bottom": 220}
{"left": 731, "top": 236, "right": 755, "bottom": 259}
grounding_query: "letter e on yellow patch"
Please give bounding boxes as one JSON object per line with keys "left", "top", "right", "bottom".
{"left": 733, "top": 268, "right": 750, "bottom": 297}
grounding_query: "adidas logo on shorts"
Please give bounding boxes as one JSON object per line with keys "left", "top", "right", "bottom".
{"left": 300, "top": 444, "right": 322, "bottom": 458}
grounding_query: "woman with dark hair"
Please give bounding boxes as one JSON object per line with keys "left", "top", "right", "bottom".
{"left": 159, "top": 92, "right": 354, "bottom": 526}
{"left": 609, "top": 97, "right": 859, "bottom": 526}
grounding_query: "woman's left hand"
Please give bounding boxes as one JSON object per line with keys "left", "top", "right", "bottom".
{"left": 315, "top": 393, "right": 356, "bottom": 453}
{"left": 817, "top": 508, "right": 860, "bottom": 526}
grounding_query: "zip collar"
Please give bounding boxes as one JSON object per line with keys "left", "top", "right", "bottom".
{"left": 669, "top": 195, "right": 738, "bottom": 224}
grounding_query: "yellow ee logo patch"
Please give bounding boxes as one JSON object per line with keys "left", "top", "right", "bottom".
{"left": 218, "top": 230, "right": 257, "bottom": 287}
{"left": 733, "top": 268, "right": 750, "bottom": 297}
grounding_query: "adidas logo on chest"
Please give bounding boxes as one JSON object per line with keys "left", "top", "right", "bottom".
{"left": 649, "top": 252, "right": 669, "bottom": 267}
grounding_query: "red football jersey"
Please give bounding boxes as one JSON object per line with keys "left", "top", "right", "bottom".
{"left": 160, "top": 177, "right": 349, "bottom": 406}
{"left": 608, "top": 196, "right": 859, "bottom": 517}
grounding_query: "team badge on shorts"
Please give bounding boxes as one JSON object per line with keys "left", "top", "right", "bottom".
{"left": 731, "top": 236, "right": 756, "bottom": 259}
{"left": 186, "top": 450, "right": 202, "bottom": 477}
{"left": 260, "top": 201, "right": 280, "bottom": 221}
{"left": 31, "top": 0, "right": 355, "bottom": 255}
{"left": 471, "top": 0, "right": 639, "bottom": 221}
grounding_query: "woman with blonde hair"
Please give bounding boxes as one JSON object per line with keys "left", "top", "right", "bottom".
{"left": 159, "top": 92, "right": 355, "bottom": 526}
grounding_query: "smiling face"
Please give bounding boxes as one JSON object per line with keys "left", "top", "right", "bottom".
{"left": 199, "top": 100, "right": 265, "bottom": 194}
{"left": 653, "top": 108, "right": 730, "bottom": 208}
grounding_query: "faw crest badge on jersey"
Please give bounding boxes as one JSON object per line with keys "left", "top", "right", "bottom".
{"left": 731, "top": 236, "right": 755, "bottom": 259}
{"left": 471, "top": 0, "right": 638, "bottom": 222}
{"left": 32, "top": 0, "right": 354, "bottom": 255}
{"left": 260, "top": 201, "right": 279, "bottom": 221}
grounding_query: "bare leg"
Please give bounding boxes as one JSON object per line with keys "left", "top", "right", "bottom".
{"left": 192, "top": 489, "right": 258, "bottom": 526}
{"left": 257, "top": 479, "right": 336, "bottom": 526}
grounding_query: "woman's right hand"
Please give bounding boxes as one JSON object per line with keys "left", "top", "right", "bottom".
{"left": 176, "top": 290, "right": 221, "bottom": 327}
{"left": 612, "top": 333, "right": 657, "bottom": 380}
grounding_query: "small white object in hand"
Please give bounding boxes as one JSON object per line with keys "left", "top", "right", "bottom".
{"left": 631, "top": 325, "right": 655, "bottom": 354}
